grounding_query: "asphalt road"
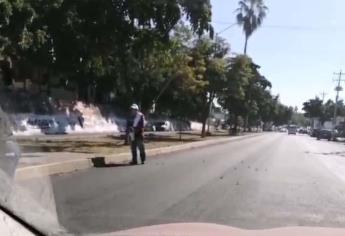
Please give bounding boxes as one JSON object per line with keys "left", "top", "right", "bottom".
{"left": 49, "top": 133, "right": 345, "bottom": 234}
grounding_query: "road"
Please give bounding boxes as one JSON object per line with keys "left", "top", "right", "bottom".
{"left": 48, "top": 133, "right": 345, "bottom": 234}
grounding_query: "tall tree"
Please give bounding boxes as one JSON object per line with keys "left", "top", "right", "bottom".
{"left": 302, "top": 97, "right": 325, "bottom": 128}
{"left": 302, "top": 97, "right": 323, "bottom": 119}
{"left": 219, "top": 55, "right": 253, "bottom": 133}
{"left": 243, "top": 63, "right": 271, "bottom": 130}
{"left": 191, "top": 37, "right": 229, "bottom": 137}
{"left": 236, "top": 0, "right": 268, "bottom": 54}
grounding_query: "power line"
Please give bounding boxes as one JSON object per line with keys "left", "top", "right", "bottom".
{"left": 213, "top": 21, "right": 345, "bottom": 31}
{"left": 217, "top": 23, "right": 238, "bottom": 35}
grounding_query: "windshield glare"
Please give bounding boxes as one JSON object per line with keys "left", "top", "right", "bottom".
{"left": 2, "top": 0, "right": 345, "bottom": 235}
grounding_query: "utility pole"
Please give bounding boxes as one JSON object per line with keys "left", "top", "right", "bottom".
{"left": 332, "top": 70, "right": 345, "bottom": 139}
{"left": 320, "top": 91, "right": 327, "bottom": 103}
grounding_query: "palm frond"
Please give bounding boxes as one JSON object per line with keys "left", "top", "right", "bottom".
{"left": 235, "top": 0, "right": 268, "bottom": 36}
{"left": 236, "top": 13, "right": 244, "bottom": 23}
{"left": 238, "top": 1, "right": 250, "bottom": 13}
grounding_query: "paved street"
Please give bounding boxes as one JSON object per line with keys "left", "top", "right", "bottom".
{"left": 49, "top": 133, "right": 345, "bottom": 234}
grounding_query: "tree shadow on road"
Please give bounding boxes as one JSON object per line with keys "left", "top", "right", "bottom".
{"left": 306, "top": 151, "right": 345, "bottom": 158}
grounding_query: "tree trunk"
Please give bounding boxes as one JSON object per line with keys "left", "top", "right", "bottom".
{"left": 244, "top": 36, "right": 249, "bottom": 55}
{"left": 201, "top": 111, "right": 208, "bottom": 138}
{"left": 234, "top": 116, "right": 238, "bottom": 135}
{"left": 201, "top": 93, "right": 214, "bottom": 138}
{"left": 244, "top": 115, "right": 249, "bottom": 132}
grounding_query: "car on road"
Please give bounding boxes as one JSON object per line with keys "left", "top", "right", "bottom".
{"left": 287, "top": 125, "right": 297, "bottom": 135}
{"left": 316, "top": 129, "right": 333, "bottom": 141}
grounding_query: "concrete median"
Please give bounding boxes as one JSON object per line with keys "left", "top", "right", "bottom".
{"left": 15, "top": 133, "right": 263, "bottom": 180}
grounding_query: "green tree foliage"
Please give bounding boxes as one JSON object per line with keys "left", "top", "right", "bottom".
{"left": 191, "top": 37, "right": 229, "bottom": 137}
{"left": 302, "top": 97, "right": 345, "bottom": 126}
{"left": 0, "top": 0, "right": 213, "bottom": 97}
{"left": 320, "top": 100, "right": 345, "bottom": 124}
{"left": 302, "top": 97, "right": 323, "bottom": 118}
{"left": 273, "top": 104, "right": 293, "bottom": 126}
{"left": 291, "top": 112, "right": 309, "bottom": 127}
{"left": 0, "top": 0, "right": 295, "bottom": 135}
{"left": 219, "top": 55, "right": 292, "bottom": 132}
{"left": 219, "top": 55, "right": 253, "bottom": 132}
{"left": 154, "top": 31, "right": 229, "bottom": 137}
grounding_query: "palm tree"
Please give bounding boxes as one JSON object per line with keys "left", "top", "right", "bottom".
{"left": 236, "top": 0, "right": 268, "bottom": 54}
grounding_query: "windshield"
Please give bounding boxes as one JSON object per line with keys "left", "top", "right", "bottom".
{"left": 3, "top": 0, "right": 345, "bottom": 235}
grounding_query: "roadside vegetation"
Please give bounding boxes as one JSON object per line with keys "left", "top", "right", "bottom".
{"left": 0, "top": 0, "right": 292, "bottom": 137}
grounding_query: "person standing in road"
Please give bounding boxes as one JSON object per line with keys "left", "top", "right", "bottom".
{"left": 127, "top": 104, "right": 146, "bottom": 165}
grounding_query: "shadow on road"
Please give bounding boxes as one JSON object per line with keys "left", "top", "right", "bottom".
{"left": 91, "top": 157, "right": 132, "bottom": 168}
{"left": 306, "top": 151, "right": 345, "bottom": 158}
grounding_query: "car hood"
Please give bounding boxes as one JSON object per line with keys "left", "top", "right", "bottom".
{"left": 100, "top": 223, "right": 345, "bottom": 236}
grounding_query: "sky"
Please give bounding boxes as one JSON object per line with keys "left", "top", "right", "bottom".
{"left": 211, "top": 0, "right": 345, "bottom": 110}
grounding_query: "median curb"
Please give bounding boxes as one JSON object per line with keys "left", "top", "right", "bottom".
{"left": 15, "top": 133, "right": 263, "bottom": 180}
{"left": 105, "top": 133, "right": 262, "bottom": 164}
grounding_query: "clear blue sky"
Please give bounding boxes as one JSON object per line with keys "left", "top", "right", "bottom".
{"left": 211, "top": 0, "right": 345, "bottom": 110}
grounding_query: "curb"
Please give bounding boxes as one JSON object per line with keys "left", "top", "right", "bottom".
{"left": 105, "top": 133, "right": 262, "bottom": 164}
{"left": 15, "top": 133, "right": 263, "bottom": 180}
{"left": 15, "top": 158, "right": 94, "bottom": 180}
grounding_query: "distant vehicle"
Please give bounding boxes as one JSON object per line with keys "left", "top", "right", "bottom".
{"left": 298, "top": 128, "right": 308, "bottom": 134}
{"left": 287, "top": 125, "right": 297, "bottom": 135}
{"left": 316, "top": 129, "right": 333, "bottom": 141}
{"left": 278, "top": 127, "right": 287, "bottom": 132}
{"left": 310, "top": 129, "right": 320, "bottom": 137}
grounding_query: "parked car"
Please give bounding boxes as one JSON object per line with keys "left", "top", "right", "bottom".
{"left": 27, "top": 117, "right": 66, "bottom": 134}
{"left": 298, "top": 128, "right": 308, "bottom": 134}
{"left": 316, "top": 129, "right": 333, "bottom": 141}
{"left": 278, "top": 127, "right": 287, "bottom": 132}
{"left": 310, "top": 129, "right": 320, "bottom": 137}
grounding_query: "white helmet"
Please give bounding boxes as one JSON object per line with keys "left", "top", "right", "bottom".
{"left": 130, "top": 104, "right": 139, "bottom": 110}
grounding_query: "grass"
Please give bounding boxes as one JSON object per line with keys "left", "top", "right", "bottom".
{"left": 18, "top": 131, "right": 230, "bottom": 155}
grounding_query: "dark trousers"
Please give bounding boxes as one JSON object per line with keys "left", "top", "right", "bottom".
{"left": 130, "top": 136, "right": 146, "bottom": 163}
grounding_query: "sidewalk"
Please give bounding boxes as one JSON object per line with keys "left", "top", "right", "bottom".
{"left": 15, "top": 133, "right": 263, "bottom": 180}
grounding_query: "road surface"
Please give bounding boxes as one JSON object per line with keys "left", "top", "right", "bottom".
{"left": 47, "top": 133, "right": 345, "bottom": 234}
